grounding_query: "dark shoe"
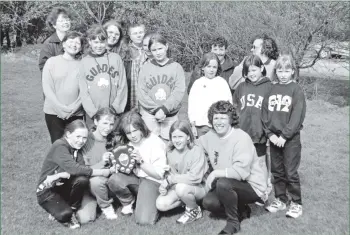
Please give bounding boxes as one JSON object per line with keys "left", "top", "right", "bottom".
{"left": 238, "top": 205, "right": 251, "bottom": 222}
{"left": 218, "top": 226, "right": 240, "bottom": 234}
{"left": 219, "top": 223, "right": 241, "bottom": 234}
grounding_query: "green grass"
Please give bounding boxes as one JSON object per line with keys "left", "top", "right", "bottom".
{"left": 1, "top": 50, "right": 349, "bottom": 234}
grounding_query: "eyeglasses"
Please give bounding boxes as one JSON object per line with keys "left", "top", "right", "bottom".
{"left": 57, "top": 19, "right": 71, "bottom": 23}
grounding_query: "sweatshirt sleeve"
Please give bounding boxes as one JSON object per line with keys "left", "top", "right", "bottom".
{"left": 229, "top": 59, "right": 245, "bottom": 91}
{"left": 78, "top": 63, "right": 98, "bottom": 118}
{"left": 149, "top": 138, "right": 167, "bottom": 178}
{"left": 42, "top": 58, "right": 66, "bottom": 115}
{"left": 219, "top": 78, "right": 233, "bottom": 104}
{"left": 52, "top": 145, "right": 92, "bottom": 176}
{"left": 225, "top": 134, "right": 254, "bottom": 181}
{"left": 111, "top": 54, "right": 128, "bottom": 114}
{"left": 161, "top": 63, "right": 186, "bottom": 115}
{"left": 281, "top": 86, "right": 306, "bottom": 139}
{"left": 39, "top": 43, "right": 54, "bottom": 72}
{"left": 172, "top": 146, "right": 209, "bottom": 185}
{"left": 187, "top": 80, "right": 200, "bottom": 124}
{"left": 261, "top": 89, "right": 274, "bottom": 138}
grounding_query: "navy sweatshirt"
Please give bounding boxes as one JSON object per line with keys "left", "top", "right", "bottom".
{"left": 37, "top": 138, "right": 92, "bottom": 188}
{"left": 233, "top": 77, "right": 272, "bottom": 144}
{"left": 261, "top": 81, "right": 306, "bottom": 140}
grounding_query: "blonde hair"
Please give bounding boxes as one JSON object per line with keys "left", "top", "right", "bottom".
{"left": 274, "top": 54, "right": 297, "bottom": 81}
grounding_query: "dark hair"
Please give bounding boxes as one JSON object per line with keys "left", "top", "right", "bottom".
{"left": 91, "top": 107, "right": 118, "bottom": 150}
{"left": 46, "top": 7, "right": 71, "bottom": 29}
{"left": 86, "top": 24, "right": 107, "bottom": 41}
{"left": 198, "top": 52, "right": 222, "bottom": 77}
{"left": 148, "top": 33, "right": 168, "bottom": 50}
{"left": 62, "top": 31, "right": 85, "bottom": 58}
{"left": 168, "top": 120, "right": 195, "bottom": 151}
{"left": 64, "top": 119, "right": 88, "bottom": 137}
{"left": 274, "top": 54, "right": 297, "bottom": 81}
{"left": 210, "top": 36, "right": 228, "bottom": 49}
{"left": 207, "top": 101, "right": 239, "bottom": 128}
{"left": 103, "top": 20, "right": 124, "bottom": 49}
{"left": 251, "top": 34, "right": 279, "bottom": 60}
{"left": 242, "top": 54, "right": 267, "bottom": 78}
{"left": 108, "top": 111, "right": 150, "bottom": 149}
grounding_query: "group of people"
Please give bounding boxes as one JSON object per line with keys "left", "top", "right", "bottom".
{"left": 36, "top": 6, "right": 306, "bottom": 235}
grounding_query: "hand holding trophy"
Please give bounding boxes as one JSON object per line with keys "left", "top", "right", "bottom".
{"left": 112, "top": 145, "right": 136, "bottom": 174}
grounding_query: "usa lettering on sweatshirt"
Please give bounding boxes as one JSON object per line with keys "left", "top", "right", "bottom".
{"left": 233, "top": 77, "right": 272, "bottom": 144}
{"left": 261, "top": 81, "right": 306, "bottom": 140}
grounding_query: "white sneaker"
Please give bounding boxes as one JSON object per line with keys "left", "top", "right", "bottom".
{"left": 265, "top": 198, "right": 287, "bottom": 213}
{"left": 48, "top": 214, "right": 56, "bottom": 221}
{"left": 286, "top": 202, "right": 302, "bottom": 218}
{"left": 176, "top": 206, "right": 202, "bottom": 224}
{"left": 64, "top": 213, "right": 80, "bottom": 229}
{"left": 121, "top": 201, "right": 134, "bottom": 215}
{"left": 101, "top": 205, "right": 118, "bottom": 220}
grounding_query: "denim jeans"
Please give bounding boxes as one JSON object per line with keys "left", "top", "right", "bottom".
{"left": 202, "top": 178, "right": 260, "bottom": 232}
{"left": 108, "top": 173, "right": 160, "bottom": 224}
{"left": 270, "top": 133, "right": 302, "bottom": 204}
{"left": 37, "top": 176, "right": 89, "bottom": 223}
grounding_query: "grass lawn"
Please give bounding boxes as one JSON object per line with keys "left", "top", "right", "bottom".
{"left": 1, "top": 50, "right": 349, "bottom": 235}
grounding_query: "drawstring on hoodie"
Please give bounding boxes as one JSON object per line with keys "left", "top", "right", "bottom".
{"left": 93, "top": 52, "right": 112, "bottom": 109}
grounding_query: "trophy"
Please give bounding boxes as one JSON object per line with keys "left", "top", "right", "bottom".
{"left": 112, "top": 145, "right": 136, "bottom": 174}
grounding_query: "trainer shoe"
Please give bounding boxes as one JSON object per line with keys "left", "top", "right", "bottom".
{"left": 65, "top": 213, "right": 80, "bottom": 229}
{"left": 176, "top": 206, "right": 202, "bottom": 224}
{"left": 286, "top": 202, "right": 302, "bottom": 218}
{"left": 265, "top": 198, "right": 286, "bottom": 213}
{"left": 48, "top": 214, "right": 56, "bottom": 221}
{"left": 121, "top": 200, "right": 134, "bottom": 216}
{"left": 101, "top": 205, "right": 118, "bottom": 220}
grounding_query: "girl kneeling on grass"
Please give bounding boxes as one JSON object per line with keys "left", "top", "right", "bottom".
{"left": 76, "top": 107, "right": 119, "bottom": 223}
{"left": 156, "top": 120, "right": 208, "bottom": 224}
{"left": 137, "top": 33, "right": 186, "bottom": 142}
{"left": 36, "top": 120, "right": 113, "bottom": 229}
{"left": 107, "top": 111, "right": 167, "bottom": 225}
{"left": 42, "top": 31, "right": 85, "bottom": 144}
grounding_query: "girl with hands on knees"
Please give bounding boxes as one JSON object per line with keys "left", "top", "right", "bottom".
{"left": 37, "top": 120, "right": 114, "bottom": 229}
{"left": 156, "top": 121, "right": 208, "bottom": 224}
{"left": 107, "top": 111, "right": 167, "bottom": 225}
{"left": 76, "top": 108, "right": 119, "bottom": 223}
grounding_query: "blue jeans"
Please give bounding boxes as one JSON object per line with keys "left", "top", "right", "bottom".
{"left": 108, "top": 173, "right": 160, "bottom": 224}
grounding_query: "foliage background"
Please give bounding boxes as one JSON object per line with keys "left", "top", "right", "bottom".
{"left": 1, "top": 1, "right": 349, "bottom": 71}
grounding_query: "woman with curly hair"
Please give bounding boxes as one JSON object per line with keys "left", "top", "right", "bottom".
{"left": 199, "top": 101, "right": 268, "bottom": 235}
{"left": 229, "top": 34, "right": 279, "bottom": 92}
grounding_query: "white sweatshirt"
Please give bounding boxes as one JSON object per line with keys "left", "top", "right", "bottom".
{"left": 188, "top": 76, "right": 233, "bottom": 127}
{"left": 130, "top": 133, "right": 167, "bottom": 183}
